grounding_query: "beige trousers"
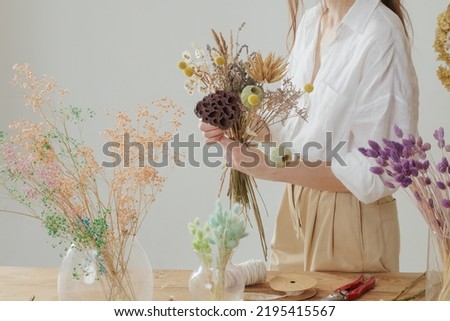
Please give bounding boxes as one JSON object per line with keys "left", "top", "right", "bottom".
{"left": 269, "top": 184, "right": 400, "bottom": 272}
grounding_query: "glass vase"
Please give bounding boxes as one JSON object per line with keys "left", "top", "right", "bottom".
{"left": 426, "top": 228, "right": 450, "bottom": 301}
{"left": 188, "top": 251, "right": 245, "bottom": 301}
{"left": 57, "top": 238, "right": 153, "bottom": 301}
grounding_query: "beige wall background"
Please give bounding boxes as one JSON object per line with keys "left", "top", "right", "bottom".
{"left": 0, "top": 0, "right": 448, "bottom": 272}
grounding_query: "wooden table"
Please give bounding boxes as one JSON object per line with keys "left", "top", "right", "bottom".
{"left": 0, "top": 266, "right": 425, "bottom": 301}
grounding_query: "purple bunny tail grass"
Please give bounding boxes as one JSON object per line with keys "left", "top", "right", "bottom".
{"left": 442, "top": 199, "right": 450, "bottom": 208}
{"left": 384, "top": 181, "right": 396, "bottom": 189}
{"left": 394, "top": 124, "right": 404, "bottom": 138}
{"left": 370, "top": 166, "right": 384, "bottom": 175}
{"left": 433, "top": 127, "right": 444, "bottom": 141}
{"left": 368, "top": 140, "right": 381, "bottom": 152}
{"left": 436, "top": 181, "right": 447, "bottom": 190}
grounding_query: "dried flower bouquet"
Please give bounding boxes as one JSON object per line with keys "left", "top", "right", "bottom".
{"left": 178, "top": 24, "right": 306, "bottom": 258}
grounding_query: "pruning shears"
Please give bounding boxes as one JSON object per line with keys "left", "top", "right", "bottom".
{"left": 321, "top": 274, "right": 376, "bottom": 301}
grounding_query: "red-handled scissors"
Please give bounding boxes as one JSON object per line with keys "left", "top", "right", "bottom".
{"left": 321, "top": 274, "right": 375, "bottom": 301}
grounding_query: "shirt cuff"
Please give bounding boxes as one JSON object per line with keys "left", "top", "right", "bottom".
{"left": 331, "top": 152, "right": 396, "bottom": 204}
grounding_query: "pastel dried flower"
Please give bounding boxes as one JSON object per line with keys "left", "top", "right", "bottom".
{"left": 1, "top": 64, "right": 184, "bottom": 300}
{"left": 361, "top": 123, "right": 450, "bottom": 294}
{"left": 188, "top": 200, "right": 248, "bottom": 257}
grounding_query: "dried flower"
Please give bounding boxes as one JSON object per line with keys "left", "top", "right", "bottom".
{"left": 394, "top": 124, "right": 404, "bottom": 138}
{"left": 1, "top": 64, "right": 184, "bottom": 300}
{"left": 194, "top": 91, "right": 242, "bottom": 130}
{"left": 245, "top": 52, "right": 288, "bottom": 84}
{"left": 370, "top": 166, "right": 385, "bottom": 175}
{"left": 240, "top": 85, "right": 264, "bottom": 109}
{"left": 304, "top": 83, "right": 314, "bottom": 93}
{"left": 214, "top": 55, "right": 226, "bottom": 66}
{"left": 178, "top": 61, "right": 187, "bottom": 70}
{"left": 267, "top": 145, "right": 292, "bottom": 168}
{"left": 182, "top": 50, "right": 192, "bottom": 62}
{"left": 361, "top": 124, "right": 450, "bottom": 221}
{"left": 442, "top": 199, "right": 450, "bottom": 208}
{"left": 188, "top": 200, "right": 248, "bottom": 258}
{"left": 184, "top": 66, "right": 195, "bottom": 77}
{"left": 361, "top": 125, "right": 450, "bottom": 299}
{"left": 188, "top": 200, "right": 247, "bottom": 300}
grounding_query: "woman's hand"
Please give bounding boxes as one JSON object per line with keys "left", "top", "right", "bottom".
{"left": 198, "top": 119, "right": 239, "bottom": 166}
{"left": 198, "top": 120, "right": 225, "bottom": 144}
{"left": 197, "top": 121, "right": 348, "bottom": 192}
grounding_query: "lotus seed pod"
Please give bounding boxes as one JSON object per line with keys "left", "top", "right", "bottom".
{"left": 194, "top": 91, "right": 242, "bottom": 130}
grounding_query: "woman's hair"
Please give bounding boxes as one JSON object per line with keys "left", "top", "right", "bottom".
{"left": 381, "top": 0, "right": 409, "bottom": 34}
{"left": 287, "top": 0, "right": 300, "bottom": 51}
{"left": 287, "top": 0, "right": 410, "bottom": 51}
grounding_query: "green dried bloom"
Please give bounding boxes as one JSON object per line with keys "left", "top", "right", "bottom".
{"left": 189, "top": 219, "right": 212, "bottom": 254}
{"left": 44, "top": 215, "right": 69, "bottom": 238}
{"left": 188, "top": 200, "right": 248, "bottom": 300}
{"left": 188, "top": 199, "right": 248, "bottom": 257}
{"left": 61, "top": 105, "right": 96, "bottom": 124}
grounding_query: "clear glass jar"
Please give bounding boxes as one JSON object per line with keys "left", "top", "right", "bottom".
{"left": 426, "top": 228, "right": 450, "bottom": 300}
{"left": 189, "top": 251, "right": 245, "bottom": 301}
{"left": 57, "top": 239, "right": 153, "bottom": 301}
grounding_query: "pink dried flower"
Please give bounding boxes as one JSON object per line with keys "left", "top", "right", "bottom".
{"left": 38, "top": 162, "right": 61, "bottom": 190}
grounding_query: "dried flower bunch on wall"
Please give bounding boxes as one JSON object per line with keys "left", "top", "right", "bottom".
{"left": 435, "top": 4, "right": 450, "bottom": 90}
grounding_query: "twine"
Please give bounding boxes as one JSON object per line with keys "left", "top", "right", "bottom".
{"left": 236, "top": 259, "right": 267, "bottom": 286}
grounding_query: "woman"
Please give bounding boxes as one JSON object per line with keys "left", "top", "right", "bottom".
{"left": 200, "top": 0, "right": 419, "bottom": 272}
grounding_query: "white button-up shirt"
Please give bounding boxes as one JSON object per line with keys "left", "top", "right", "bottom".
{"left": 270, "top": 0, "right": 419, "bottom": 204}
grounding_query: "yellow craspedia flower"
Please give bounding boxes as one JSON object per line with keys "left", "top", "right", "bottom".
{"left": 247, "top": 94, "right": 261, "bottom": 107}
{"left": 214, "top": 55, "right": 225, "bottom": 66}
{"left": 304, "top": 83, "right": 314, "bottom": 93}
{"left": 184, "top": 66, "right": 194, "bottom": 77}
{"left": 178, "top": 60, "right": 187, "bottom": 70}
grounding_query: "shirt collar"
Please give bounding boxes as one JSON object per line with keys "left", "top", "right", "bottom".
{"left": 343, "top": 0, "right": 380, "bottom": 33}
{"left": 305, "top": 0, "right": 380, "bottom": 33}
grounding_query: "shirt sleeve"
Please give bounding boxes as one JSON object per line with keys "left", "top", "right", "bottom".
{"left": 331, "top": 29, "right": 419, "bottom": 204}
